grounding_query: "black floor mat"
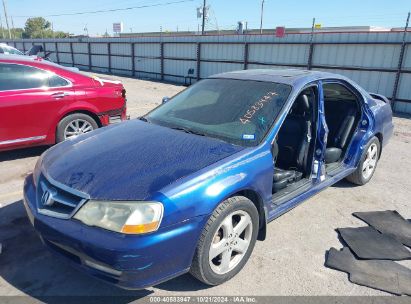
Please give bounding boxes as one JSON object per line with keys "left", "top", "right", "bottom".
{"left": 353, "top": 210, "right": 411, "bottom": 247}
{"left": 325, "top": 247, "right": 411, "bottom": 296}
{"left": 338, "top": 226, "right": 411, "bottom": 260}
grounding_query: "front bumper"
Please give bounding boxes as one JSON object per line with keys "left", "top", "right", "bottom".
{"left": 23, "top": 174, "right": 207, "bottom": 289}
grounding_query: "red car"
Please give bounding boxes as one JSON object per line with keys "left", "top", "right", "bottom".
{"left": 0, "top": 55, "right": 127, "bottom": 151}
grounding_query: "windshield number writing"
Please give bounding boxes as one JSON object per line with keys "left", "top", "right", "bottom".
{"left": 240, "top": 91, "right": 278, "bottom": 124}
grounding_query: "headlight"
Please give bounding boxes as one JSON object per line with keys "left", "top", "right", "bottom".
{"left": 73, "top": 200, "right": 163, "bottom": 234}
{"left": 33, "top": 153, "right": 45, "bottom": 187}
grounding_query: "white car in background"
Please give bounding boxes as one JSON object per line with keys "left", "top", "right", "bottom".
{"left": 0, "top": 44, "right": 80, "bottom": 71}
{"left": 0, "top": 43, "right": 24, "bottom": 55}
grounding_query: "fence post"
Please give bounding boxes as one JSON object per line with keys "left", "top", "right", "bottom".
{"left": 88, "top": 42, "right": 92, "bottom": 71}
{"left": 108, "top": 42, "right": 112, "bottom": 74}
{"left": 70, "top": 42, "right": 74, "bottom": 67}
{"left": 244, "top": 42, "right": 249, "bottom": 70}
{"left": 391, "top": 12, "right": 410, "bottom": 111}
{"left": 196, "top": 42, "right": 201, "bottom": 80}
{"left": 131, "top": 42, "right": 135, "bottom": 77}
{"left": 55, "top": 42, "right": 60, "bottom": 64}
{"left": 160, "top": 42, "right": 164, "bottom": 80}
{"left": 42, "top": 42, "right": 46, "bottom": 57}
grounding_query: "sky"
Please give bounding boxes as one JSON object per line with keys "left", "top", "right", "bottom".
{"left": 2, "top": 0, "right": 411, "bottom": 36}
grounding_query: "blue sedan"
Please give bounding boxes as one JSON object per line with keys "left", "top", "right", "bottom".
{"left": 23, "top": 69, "right": 393, "bottom": 289}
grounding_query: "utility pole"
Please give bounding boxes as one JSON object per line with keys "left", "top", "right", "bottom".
{"left": 310, "top": 17, "right": 315, "bottom": 42}
{"left": 260, "top": 0, "right": 265, "bottom": 34}
{"left": 0, "top": 12, "right": 4, "bottom": 39}
{"left": 10, "top": 15, "right": 14, "bottom": 39}
{"left": 307, "top": 17, "right": 316, "bottom": 70}
{"left": 201, "top": 0, "right": 206, "bottom": 35}
{"left": 2, "top": 0, "right": 11, "bottom": 39}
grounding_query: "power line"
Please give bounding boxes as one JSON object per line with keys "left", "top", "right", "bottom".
{"left": 13, "top": 0, "right": 194, "bottom": 18}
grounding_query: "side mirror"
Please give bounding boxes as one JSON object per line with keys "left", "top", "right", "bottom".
{"left": 162, "top": 97, "right": 170, "bottom": 104}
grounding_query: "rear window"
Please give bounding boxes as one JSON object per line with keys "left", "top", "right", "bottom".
{"left": 49, "top": 74, "right": 70, "bottom": 87}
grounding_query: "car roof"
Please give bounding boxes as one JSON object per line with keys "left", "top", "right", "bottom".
{"left": 0, "top": 54, "right": 90, "bottom": 78}
{"left": 209, "top": 69, "right": 344, "bottom": 86}
{"left": 0, "top": 54, "right": 67, "bottom": 70}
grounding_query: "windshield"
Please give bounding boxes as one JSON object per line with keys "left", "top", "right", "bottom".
{"left": 146, "top": 78, "right": 291, "bottom": 146}
{"left": 1, "top": 46, "right": 24, "bottom": 55}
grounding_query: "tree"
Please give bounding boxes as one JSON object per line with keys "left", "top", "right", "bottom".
{"left": 23, "top": 17, "right": 51, "bottom": 38}
{"left": 0, "top": 28, "right": 24, "bottom": 39}
{"left": 20, "top": 17, "right": 69, "bottom": 38}
{"left": 53, "top": 31, "right": 69, "bottom": 38}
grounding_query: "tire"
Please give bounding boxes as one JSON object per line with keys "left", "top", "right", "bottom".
{"left": 56, "top": 113, "right": 99, "bottom": 143}
{"left": 190, "top": 196, "right": 259, "bottom": 286}
{"left": 346, "top": 136, "right": 380, "bottom": 185}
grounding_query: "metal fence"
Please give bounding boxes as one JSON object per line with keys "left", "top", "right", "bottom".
{"left": 2, "top": 31, "right": 411, "bottom": 114}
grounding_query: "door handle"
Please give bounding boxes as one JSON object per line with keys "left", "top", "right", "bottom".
{"left": 52, "top": 92, "right": 69, "bottom": 99}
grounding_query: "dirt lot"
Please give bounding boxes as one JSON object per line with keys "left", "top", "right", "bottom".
{"left": 1, "top": 73, "right": 411, "bottom": 300}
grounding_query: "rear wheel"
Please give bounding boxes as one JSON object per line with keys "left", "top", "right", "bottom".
{"left": 346, "top": 136, "right": 380, "bottom": 185}
{"left": 190, "top": 196, "right": 259, "bottom": 286}
{"left": 56, "top": 113, "right": 98, "bottom": 143}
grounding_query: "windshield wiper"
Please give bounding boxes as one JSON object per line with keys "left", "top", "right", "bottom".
{"left": 138, "top": 116, "right": 150, "bottom": 122}
{"left": 170, "top": 126, "right": 206, "bottom": 137}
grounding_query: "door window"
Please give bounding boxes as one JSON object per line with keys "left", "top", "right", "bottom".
{"left": 0, "top": 63, "right": 49, "bottom": 91}
{"left": 0, "top": 63, "right": 69, "bottom": 91}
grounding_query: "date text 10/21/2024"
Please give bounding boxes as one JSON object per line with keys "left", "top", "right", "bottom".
{"left": 148, "top": 296, "right": 257, "bottom": 303}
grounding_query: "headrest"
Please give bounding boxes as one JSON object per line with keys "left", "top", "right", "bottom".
{"left": 291, "top": 94, "right": 310, "bottom": 115}
{"left": 296, "top": 94, "right": 309, "bottom": 111}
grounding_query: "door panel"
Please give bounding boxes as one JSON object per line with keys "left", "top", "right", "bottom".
{"left": 0, "top": 63, "right": 75, "bottom": 147}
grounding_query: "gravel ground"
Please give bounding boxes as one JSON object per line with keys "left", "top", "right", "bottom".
{"left": 0, "top": 73, "right": 410, "bottom": 300}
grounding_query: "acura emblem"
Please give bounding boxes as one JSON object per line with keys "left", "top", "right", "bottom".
{"left": 41, "top": 190, "right": 55, "bottom": 207}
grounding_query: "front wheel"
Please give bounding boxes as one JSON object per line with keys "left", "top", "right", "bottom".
{"left": 346, "top": 136, "right": 380, "bottom": 185}
{"left": 190, "top": 196, "right": 259, "bottom": 286}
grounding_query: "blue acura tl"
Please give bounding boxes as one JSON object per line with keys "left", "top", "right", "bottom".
{"left": 23, "top": 69, "right": 393, "bottom": 289}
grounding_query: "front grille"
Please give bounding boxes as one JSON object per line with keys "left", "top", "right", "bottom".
{"left": 36, "top": 174, "right": 89, "bottom": 219}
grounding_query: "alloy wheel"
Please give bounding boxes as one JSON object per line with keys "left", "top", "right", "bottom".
{"left": 209, "top": 210, "right": 253, "bottom": 275}
{"left": 362, "top": 143, "right": 378, "bottom": 179}
{"left": 64, "top": 119, "right": 94, "bottom": 139}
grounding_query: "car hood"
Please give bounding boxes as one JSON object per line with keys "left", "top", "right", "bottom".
{"left": 42, "top": 120, "right": 244, "bottom": 200}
